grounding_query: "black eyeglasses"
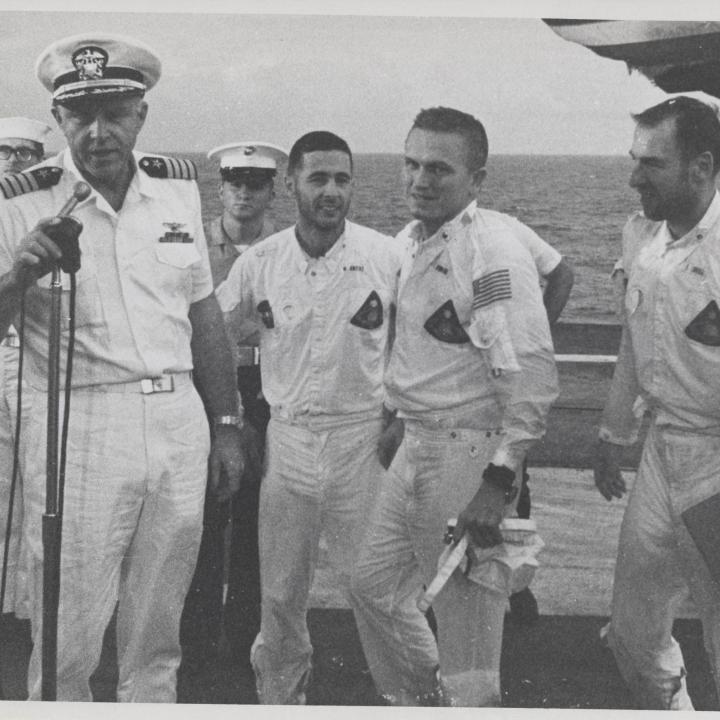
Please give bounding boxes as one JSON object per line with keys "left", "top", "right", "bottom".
{"left": 0, "top": 145, "right": 41, "bottom": 162}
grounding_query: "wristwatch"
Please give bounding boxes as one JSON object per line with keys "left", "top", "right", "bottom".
{"left": 213, "top": 414, "right": 244, "bottom": 430}
{"left": 482, "top": 463, "right": 518, "bottom": 504}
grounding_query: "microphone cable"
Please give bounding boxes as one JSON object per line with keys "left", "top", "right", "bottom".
{"left": 0, "top": 292, "right": 27, "bottom": 700}
{"left": 0, "top": 269, "right": 79, "bottom": 700}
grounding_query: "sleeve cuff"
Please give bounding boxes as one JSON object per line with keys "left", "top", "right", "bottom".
{"left": 598, "top": 425, "right": 638, "bottom": 447}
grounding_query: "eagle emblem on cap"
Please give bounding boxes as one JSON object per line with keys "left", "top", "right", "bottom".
{"left": 72, "top": 46, "right": 108, "bottom": 81}
{"left": 243, "top": 146, "right": 256, "bottom": 155}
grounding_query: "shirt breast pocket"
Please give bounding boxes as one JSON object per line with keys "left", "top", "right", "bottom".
{"left": 33, "top": 268, "right": 106, "bottom": 332}
{"left": 154, "top": 243, "right": 201, "bottom": 295}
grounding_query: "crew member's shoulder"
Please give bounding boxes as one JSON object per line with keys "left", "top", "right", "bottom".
{"left": 0, "top": 164, "right": 64, "bottom": 201}
{"left": 138, "top": 154, "right": 198, "bottom": 181}
{"left": 472, "top": 206, "right": 529, "bottom": 234}
{"left": 469, "top": 207, "right": 534, "bottom": 262}
{"left": 347, "top": 221, "right": 403, "bottom": 264}
{"left": 242, "top": 226, "right": 293, "bottom": 262}
{"left": 347, "top": 220, "right": 395, "bottom": 248}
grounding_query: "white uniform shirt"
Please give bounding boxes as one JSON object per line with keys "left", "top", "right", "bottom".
{"left": 601, "top": 192, "right": 720, "bottom": 441}
{"left": 215, "top": 221, "right": 401, "bottom": 425}
{"left": 0, "top": 149, "right": 213, "bottom": 389}
{"left": 513, "top": 219, "right": 561, "bottom": 277}
{"left": 386, "top": 201, "right": 558, "bottom": 469}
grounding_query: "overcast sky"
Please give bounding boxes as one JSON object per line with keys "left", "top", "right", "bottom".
{"left": 2, "top": 1, "right": 720, "bottom": 156}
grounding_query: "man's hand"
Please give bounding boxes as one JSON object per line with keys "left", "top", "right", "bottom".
{"left": 208, "top": 425, "right": 246, "bottom": 503}
{"left": 12, "top": 217, "right": 69, "bottom": 288}
{"left": 377, "top": 416, "right": 404, "bottom": 470}
{"left": 453, "top": 481, "right": 506, "bottom": 548}
{"left": 594, "top": 439, "right": 626, "bottom": 501}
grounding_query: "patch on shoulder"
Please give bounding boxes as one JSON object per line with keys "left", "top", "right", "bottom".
{"left": 139, "top": 155, "right": 198, "bottom": 180}
{"left": 0, "top": 166, "right": 63, "bottom": 199}
{"left": 253, "top": 245, "right": 278, "bottom": 258}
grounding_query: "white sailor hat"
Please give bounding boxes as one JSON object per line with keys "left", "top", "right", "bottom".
{"left": 208, "top": 142, "right": 288, "bottom": 182}
{"left": 35, "top": 32, "right": 162, "bottom": 103}
{"left": 0, "top": 117, "right": 52, "bottom": 144}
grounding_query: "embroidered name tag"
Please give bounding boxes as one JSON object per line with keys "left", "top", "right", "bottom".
{"left": 344, "top": 264, "right": 365, "bottom": 272}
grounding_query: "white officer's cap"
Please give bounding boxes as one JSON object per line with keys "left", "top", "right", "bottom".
{"left": 0, "top": 117, "right": 52, "bottom": 144}
{"left": 35, "top": 32, "right": 162, "bottom": 103}
{"left": 208, "top": 142, "right": 288, "bottom": 171}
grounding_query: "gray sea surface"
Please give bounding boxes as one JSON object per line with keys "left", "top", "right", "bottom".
{"left": 183, "top": 152, "right": 637, "bottom": 322}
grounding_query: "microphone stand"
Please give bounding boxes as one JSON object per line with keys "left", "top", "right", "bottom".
{"left": 39, "top": 181, "right": 88, "bottom": 701}
{"left": 41, "top": 265, "right": 63, "bottom": 702}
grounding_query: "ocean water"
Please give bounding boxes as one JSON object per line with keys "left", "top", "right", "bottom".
{"left": 186, "top": 152, "right": 637, "bottom": 322}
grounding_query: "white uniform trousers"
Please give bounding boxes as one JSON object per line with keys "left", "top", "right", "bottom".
{"left": 251, "top": 415, "right": 383, "bottom": 704}
{"left": 349, "top": 421, "right": 516, "bottom": 706}
{"left": 607, "top": 422, "right": 720, "bottom": 710}
{"left": 22, "top": 380, "right": 209, "bottom": 702}
{"left": 0, "top": 344, "right": 31, "bottom": 616}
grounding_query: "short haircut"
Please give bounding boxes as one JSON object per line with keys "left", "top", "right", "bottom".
{"left": 287, "top": 131, "right": 352, "bottom": 174}
{"left": 409, "top": 107, "right": 488, "bottom": 171}
{"left": 632, "top": 96, "right": 720, "bottom": 175}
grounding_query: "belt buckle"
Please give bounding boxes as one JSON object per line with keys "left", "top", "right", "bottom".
{"left": 237, "top": 345, "right": 260, "bottom": 367}
{"left": 140, "top": 376, "right": 175, "bottom": 394}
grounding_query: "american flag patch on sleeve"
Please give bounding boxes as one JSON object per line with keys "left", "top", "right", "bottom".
{"left": 472, "top": 269, "right": 511, "bottom": 309}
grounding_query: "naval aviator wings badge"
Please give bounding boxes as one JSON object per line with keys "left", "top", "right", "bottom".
{"left": 159, "top": 222, "right": 192, "bottom": 243}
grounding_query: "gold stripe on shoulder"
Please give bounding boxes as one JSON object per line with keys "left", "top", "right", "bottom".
{"left": 0, "top": 166, "right": 62, "bottom": 200}
{"left": 138, "top": 155, "right": 198, "bottom": 181}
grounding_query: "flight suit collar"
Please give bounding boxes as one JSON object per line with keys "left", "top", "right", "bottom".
{"left": 291, "top": 221, "right": 349, "bottom": 274}
{"left": 661, "top": 191, "right": 720, "bottom": 264}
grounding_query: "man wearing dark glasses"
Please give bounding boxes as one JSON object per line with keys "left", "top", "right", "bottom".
{"left": 181, "top": 142, "right": 287, "bottom": 669}
{"left": 0, "top": 117, "right": 51, "bottom": 630}
{"left": 0, "top": 117, "right": 50, "bottom": 177}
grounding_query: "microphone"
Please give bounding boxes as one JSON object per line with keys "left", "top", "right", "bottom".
{"left": 57, "top": 182, "right": 91, "bottom": 217}
{"left": 46, "top": 182, "right": 91, "bottom": 273}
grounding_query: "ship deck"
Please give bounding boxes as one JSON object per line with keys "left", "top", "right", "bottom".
{"left": 1, "top": 321, "right": 718, "bottom": 711}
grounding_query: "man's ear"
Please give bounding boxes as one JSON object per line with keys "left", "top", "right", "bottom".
{"left": 472, "top": 167, "right": 487, "bottom": 193}
{"left": 137, "top": 100, "right": 149, "bottom": 128}
{"left": 693, "top": 150, "right": 714, "bottom": 182}
{"left": 51, "top": 105, "right": 62, "bottom": 126}
{"left": 285, "top": 171, "right": 295, "bottom": 194}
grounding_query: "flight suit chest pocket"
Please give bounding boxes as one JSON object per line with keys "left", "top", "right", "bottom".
{"left": 350, "top": 290, "right": 383, "bottom": 330}
{"left": 424, "top": 300, "right": 470, "bottom": 344}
